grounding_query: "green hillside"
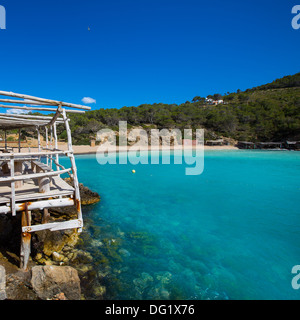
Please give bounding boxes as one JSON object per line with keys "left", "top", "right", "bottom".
{"left": 58, "top": 72, "right": 300, "bottom": 144}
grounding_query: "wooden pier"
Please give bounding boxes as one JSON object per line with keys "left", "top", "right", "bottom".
{"left": 0, "top": 91, "right": 91, "bottom": 270}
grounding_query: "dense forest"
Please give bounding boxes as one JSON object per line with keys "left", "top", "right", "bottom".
{"left": 57, "top": 72, "right": 300, "bottom": 145}
{"left": 10, "top": 72, "right": 299, "bottom": 145}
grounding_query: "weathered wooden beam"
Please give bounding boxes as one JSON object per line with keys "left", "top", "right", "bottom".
{"left": 9, "top": 157, "right": 16, "bottom": 216}
{"left": 42, "top": 208, "right": 50, "bottom": 224}
{"left": 14, "top": 160, "right": 23, "bottom": 189}
{"left": 45, "top": 127, "right": 49, "bottom": 166}
{"left": 0, "top": 104, "right": 58, "bottom": 112}
{"left": 50, "top": 126, "right": 53, "bottom": 169}
{"left": 36, "top": 167, "right": 50, "bottom": 194}
{"left": 37, "top": 127, "right": 41, "bottom": 155}
{"left": 0, "top": 91, "right": 91, "bottom": 110}
{"left": 0, "top": 115, "right": 48, "bottom": 124}
{"left": 20, "top": 203, "right": 31, "bottom": 271}
{"left": 0, "top": 99, "right": 53, "bottom": 105}
{"left": 0, "top": 104, "right": 86, "bottom": 114}
{"left": 4, "top": 130, "right": 7, "bottom": 149}
{"left": 53, "top": 122, "right": 60, "bottom": 171}
{"left": 0, "top": 198, "right": 75, "bottom": 215}
{"left": 0, "top": 150, "right": 67, "bottom": 159}
{"left": 0, "top": 167, "right": 71, "bottom": 183}
{"left": 22, "top": 219, "right": 83, "bottom": 233}
{"left": 18, "top": 128, "right": 21, "bottom": 153}
{"left": 62, "top": 108, "right": 83, "bottom": 232}
{"left": 48, "top": 105, "right": 62, "bottom": 126}
{"left": 0, "top": 113, "right": 64, "bottom": 122}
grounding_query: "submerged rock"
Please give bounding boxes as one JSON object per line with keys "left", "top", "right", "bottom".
{"left": 133, "top": 272, "right": 154, "bottom": 295}
{"left": 119, "top": 248, "right": 131, "bottom": 257}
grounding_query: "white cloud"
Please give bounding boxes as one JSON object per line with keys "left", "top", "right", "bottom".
{"left": 6, "top": 109, "right": 30, "bottom": 115}
{"left": 23, "top": 99, "right": 38, "bottom": 106}
{"left": 82, "top": 97, "right": 96, "bottom": 104}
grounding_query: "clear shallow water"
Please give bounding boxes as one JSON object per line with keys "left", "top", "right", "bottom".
{"left": 62, "top": 150, "right": 300, "bottom": 300}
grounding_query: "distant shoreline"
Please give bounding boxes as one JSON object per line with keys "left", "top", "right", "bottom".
{"left": 18, "top": 144, "right": 238, "bottom": 156}
{"left": 69, "top": 144, "right": 239, "bottom": 155}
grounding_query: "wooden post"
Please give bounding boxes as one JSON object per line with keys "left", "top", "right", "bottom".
{"left": 37, "top": 126, "right": 41, "bottom": 161}
{"left": 18, "top": 128, "right": 21, "bottom": 153}
{"left": 43, "top": 127, "right": 51, "bottom": 223}
{"left": 37, "top": 127, "right": 40, "bottom": 151}
{"left": 14, "top": 160, "right": 23, "bottom": 189}
{"left": 42, "top": 208, "right": 50, "bottom": 224}
{"left": 10, "top": 157, "right": 16, "bottom": 216}
{"left": 20, "top": 203, "right": 31, "bottom": 271}
{"left": 50, "top": 126, "right": 53, "bottom": 170}
{"left": 53, "top": 122, "right": 60, "bottom": 171}
{"left": 4, "top": 130, "right": 7, "bottom": 150}
{"left": 62, "top": 108, "right": 83, "bottom": 232}
{"left": 45, "top": 127, "right": 49, "bottom": 166}
{"left": 36, "top": 167, "right": 50, "bottom": 193}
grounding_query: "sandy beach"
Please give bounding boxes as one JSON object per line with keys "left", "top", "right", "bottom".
{"left": 61, "top": 144, "right": 238, "bottom": 155}
{"left": 18, "top": 143, "right": 238, "bottom": 155}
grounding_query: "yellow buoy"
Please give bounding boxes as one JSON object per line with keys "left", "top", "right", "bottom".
{"left": 132, "top": 170, "right": 136, "bottom": 174}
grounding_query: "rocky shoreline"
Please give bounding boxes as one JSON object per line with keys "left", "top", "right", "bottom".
{"left": 0, "top": 179, "right": 102, "bottom": 300}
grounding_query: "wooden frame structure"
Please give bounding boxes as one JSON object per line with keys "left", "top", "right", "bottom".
{"left": 0, "top": 91, "right": 91, "bottom": 270}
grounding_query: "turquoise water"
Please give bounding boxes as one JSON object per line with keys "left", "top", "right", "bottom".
{"left": 62, "top": 150, "right": 300, "bottom": 300}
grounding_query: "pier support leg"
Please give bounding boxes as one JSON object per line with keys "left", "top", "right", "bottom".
{"left": 20, "top": 204, "right": 31, "bottom": 271}
{"left": 42, "top": 208, "right": 50, "bottom": 224}
{"left": 62, "top": 108, "right": 83, "bottom": 233}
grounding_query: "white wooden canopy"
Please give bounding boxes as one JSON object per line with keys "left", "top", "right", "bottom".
{"left": 0, "top": 90, "right": 91, "bottom": 130}
{"left": 0, "top": 90, "right": 92, "bottom": 270}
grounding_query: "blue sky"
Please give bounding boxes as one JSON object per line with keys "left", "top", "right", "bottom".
{"left": 0, "top": 0, "right": 299, "bottom": 110}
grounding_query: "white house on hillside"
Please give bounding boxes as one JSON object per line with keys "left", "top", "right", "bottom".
{"left": 205, "top": 98, "right": 224, "bottom": 105}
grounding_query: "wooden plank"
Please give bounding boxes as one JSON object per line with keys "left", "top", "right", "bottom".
{"left": 49, "top": 106, "right": 62, "bottom": 126}
{"left": 0, "top": 175, "right": 74, "bottom": 204}
{"left": 0, "top": 168, "right": 71, "bottom": 183}
{"left": 20, "top": 204, "right": 31, "bottom": 271}
{"left": 0, "top": 151, "right": 66, "bottom": 159}
{"left": 53, "top": 122, "right": 60, "bottom": 171}
{"left": 37, "top": 127, "right": 41, "bottom": 158}
{"left": 14, "top": 160, "right": 23, "bottom": 189}
{"left": 0, "top": 98, "right": 53, "bottom": 105}
{"left": 62, "top": 108, "right": 83, "bottom": 232}
{"left": 0, "top": 91, "right": 91, "bottom": 110}
{"left": 0, "top": 113, "right": 64, "bottom": 122}
{"left": 9, "top": 157, "right": 16, "bottom": 216}
{"left": 45, "top": 127, "right": 49, "bottom": 166}
{"left": 31, "top": 160, "right": 51, "bottom": 171}
{"left": 0, "top": 115, "right": 49, "bottom": 124}
{"left": 0, "top": 104, "right": 58, "bottom": 112}
{"left": 18, "top": 128, "right": 21, "bottom": 153}
{"left": 36, "top": 166, "right": 50, "bottom": 193}
{"left": 0, "top": 104, "right": 86, "bottom": 114}
{"left": 0, "top": 197, "right": 75, "bottom": 214}
{"left": 22, "top": 219, "right": 83, "bottom": 233}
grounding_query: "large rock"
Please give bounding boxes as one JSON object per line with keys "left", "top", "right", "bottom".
{"left": 31, "top": 266, "right": 81, "bottom": 300}
{"left": 64, "top": 178, "right": 101, "bottom": 206}
{"left": 0, "top": 266, "right": 6, "bottom": 300}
